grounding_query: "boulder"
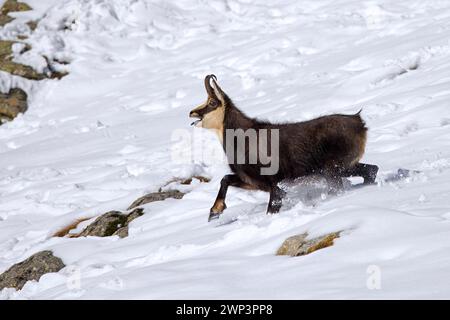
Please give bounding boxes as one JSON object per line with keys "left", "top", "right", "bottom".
{"left": 78, "top": 208, "right": 144, "bottom": 238}
{"left": 54, "top": 189, "right": 185, "bottom": 238}
{"left": 127, "top": 190, "right": 184, "bottom": 210}
{"left": 0, "top": 0, "right": 32, "bottom": 27}
{"left": 0, "top": 40, "right": 67, "bottom": 81}
{"left": 0, "top": 250, "right": 65, "bottom": 290}
{"left": 1, "top": 0, "right": 32, "bottom": 14}
{"left": 0, "top": 88, "right": 27, "bottom": 123}
{"left": 0, "top": 13, "right": 13, "bottom": 26}
{"left": 276, "top": 232, "right": 340, "bottom": 256}
{"left": 0, "top": 40, "right": 45, "bottom": 80}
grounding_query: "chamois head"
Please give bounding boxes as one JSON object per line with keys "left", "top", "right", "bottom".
{"left": 189, "top": 74, "right": 226, "bottom": 131}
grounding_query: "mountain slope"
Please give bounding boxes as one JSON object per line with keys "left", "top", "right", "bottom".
{"left": 1, "top": 0, "right": 450, "bottom": 299}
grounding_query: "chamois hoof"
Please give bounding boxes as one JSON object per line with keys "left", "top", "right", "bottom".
{"left": 364, "top": 164, "right": 379, "bottom": 184}
{"left": 209, "top": 201, "right": 226, "bottom": 222}
{"left": 208, "top": 212, "right": 221, "bottom": 222}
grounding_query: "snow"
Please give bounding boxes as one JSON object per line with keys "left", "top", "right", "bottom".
{"left": 1, "top": 0, "right": 450, "bottom": 299}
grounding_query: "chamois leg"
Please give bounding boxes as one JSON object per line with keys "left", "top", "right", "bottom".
{"left": 323, "top": 171, "right": 344, "bottom": 195}
{"left": 344, "top": 163, "right": 378, "bottom": 184}
{"left": 267, "top": 185, "right": 286, "bottom": 214}
{"left": 209, "top": 174, "right": 254, "bottom": 221}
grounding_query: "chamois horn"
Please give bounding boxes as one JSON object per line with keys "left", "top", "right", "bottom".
{"left": 204, "top": 74, "right": 217, "bottom": 97}
{"left": 210, "top": 75, "right": 225, "bottom": 97}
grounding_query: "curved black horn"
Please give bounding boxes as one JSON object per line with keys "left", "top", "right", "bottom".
{"left": 204, "top": 74, "right": 216, "bottom": 97}
{"left": 211, "top": 75, "right": 224, "bottom": 97}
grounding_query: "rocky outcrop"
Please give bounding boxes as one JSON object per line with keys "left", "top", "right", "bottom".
{"left": 127, "top": 190, "right": 185, "bottom": 210}
{"left": 0, "top": 0, "right": 31, "bottom": 27}
{"left": 0, "top": 88, "right": 27, "bottom": 123}
{"left": 54, "top": 188, "right": 187, "bottom": 239}
{"left": 0, "top": 1, "right": 68, "bottom": 125}
{"left": 77, "top": 208, "right": 144, "bottom": 238}
{"left": 0, "top": 250, "right": 65, "bottom": 290}
{"left": 78, "top": 189, "right": 186, "bottom": 237}
{"left": 276, "top": 232, "right": 340, "bottom": 256}
{"left": 0, "top": 40, "right": 67, "bottom": 80}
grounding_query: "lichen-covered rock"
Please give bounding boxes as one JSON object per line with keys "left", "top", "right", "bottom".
{"left": 127, "top": 190, "right": 185, "bottom": 210}
{"left": 78, "top": 208, "right": 144, "bottom": 238}
{"left": 0, "top": 88, "right": 27, "bottom": 123}
{"left": 0, "top": 40, "right": 67, "bottom": 80}
{"left": 1, "top": 0, "right": 32, "bottom": 14}
{"left": 0, "top": 40, "right": 46, "bottom": 80}
{"left": 0, "top": 0, "right": 32, "bottom": 27}
{"left": 113, "top": 227, "right": 129, "bottom": 238}
{"left": 0, "top": 40, "right": 16, "bottom": 56}
{"left": 0, "top": 14, "right": 13, "bottom": 26}
{"left": 276, "top": 232, "right": 340, "bottom": 256}
{"left": 0, "top": 250, "right": 65, "bottom": 290}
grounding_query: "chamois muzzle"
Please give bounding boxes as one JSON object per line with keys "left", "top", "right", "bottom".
{"left": 189, "top": 110, "right": 202, "bottom": 126}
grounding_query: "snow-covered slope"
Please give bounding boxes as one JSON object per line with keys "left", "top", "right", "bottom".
{"left": 1, "top": 0, "right": 450, "bottom": 299}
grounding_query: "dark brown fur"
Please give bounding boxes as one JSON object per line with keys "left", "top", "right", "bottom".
{"left": 223, "top": 94, "right": 367, "bottom": 185}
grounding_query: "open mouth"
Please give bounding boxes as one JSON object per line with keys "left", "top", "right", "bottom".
{"left": 189, "top": 112, "right": 203, "bottom": 126}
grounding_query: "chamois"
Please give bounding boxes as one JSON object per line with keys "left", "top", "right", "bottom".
{"left": 189, "top": 75, "right": 378, "bottom": 221}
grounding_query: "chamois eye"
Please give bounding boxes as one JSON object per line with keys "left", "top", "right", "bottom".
{"left": 209, "top": 99, "right": 218, "bottom": 107}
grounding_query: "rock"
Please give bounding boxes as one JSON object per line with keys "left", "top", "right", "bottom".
{"left": 127, "top": 190, "right": 185, "bottom": 210}
{"left": 0, "top": 88, "right": 27, "bottom": 123}
{"left": 179, "top": 175, "right": 211, "bottom": 185}
{"left": 0, "top": 14, "right": 13, "bottom": 26}
{"left": 161, "top": 175, "right": 210, "bottom": 188}
{"left": 26, "top": 20, "right": 38, "bottom": 31}
{"left": 0, "top": 0, "right": 32, "bottom": 27}
{"left": 54, "top": 189, "right": 187, "bottom": 239}
{"left": 0, "top": 250, "right": 65, "bottom": 290}
{"left": 276, "top": 232, "right": 340, "bottom": 256}
{"left": 0, "top": 40, "right": 67, "bottom": 81}
{"left": 1, "top": 0, "right": 32, "bottom": 14}
{"left": 0, "top": 40, "right": 45, "bottom": 80}
{"left": 113, "top": 227, "right": 129, "bottom": 238}
{"left": 78, "top": 208, "right": 144, "bottom": 238}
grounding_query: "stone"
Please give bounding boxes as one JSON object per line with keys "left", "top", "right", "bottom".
{"left": 0, "top": 0, "right": 32, "bottom": 27}
{"left": 127, "top": 190, "right": 185, "bottom": 210}
{"left": 1, "top": 0, "right": 32, "bottom": 15}
{"left": 0, "top": 40, "right": 45, "bottom": 80}
{"left": 0, "top": 88, "right": 27, "bottom": 123}
{"left": 276, "top": 232, "right": 340, "bottom": 256}
{"left": 113, "top": 227, "right": 129, "bottom": 238}
{"left": 78, "top": 208, "right": 144, "bottom": 238}
{"left": 26, "top": 20, "right": 38, "bottom": 31}
{"left": 0, "top": 40, "right": 67, "bottom": 81}
{"left": 0, "top": 14, "right": 13, "bottom": 26}
{"left": 0, "top": 250, "right": 65, "bottom": 290}
{"left": 179, "top": 175, "right": 211, "bottom": 185}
